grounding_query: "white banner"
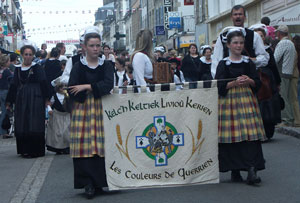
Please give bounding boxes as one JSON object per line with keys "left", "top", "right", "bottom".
{"left": 103, "top": 87, "right": 219, "bottom": 190}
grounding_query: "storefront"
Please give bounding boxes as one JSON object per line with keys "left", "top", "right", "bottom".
{"left": 177, "top": 35, "right": 195, "bottom": 55}
{"left": 267, "top": 2, "right": 300, "bottom": 36}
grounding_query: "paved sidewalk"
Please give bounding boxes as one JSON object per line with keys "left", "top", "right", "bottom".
{"left": 0, "top": 137, "right": 55, "bottom": 203}
{"left": 275, "top": 126, "right": 300, "bottom": 139}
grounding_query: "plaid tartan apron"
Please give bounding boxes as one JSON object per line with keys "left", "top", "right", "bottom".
{"left": 218, "top": 86, "right": 266, "bottom": 143}
{"left": 70, "top": 94, "right": 105, "bottom": 158}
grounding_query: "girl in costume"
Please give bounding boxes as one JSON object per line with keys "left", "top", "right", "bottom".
{"left": 114, "top": 57, "right": 129, "bottom": 94}
{"left": 68, "top": 27, "right": 114, "bottom": 199}
{"left": 46, "top": 83, "right": 70, "bottom": 154}
{"left": 199, "top": 45, "right": 213, "bottom": 81}
{"left": 215, "top": 30, "right": 266, "bottom": 185}
{"left": 169, "top": 57, "right": 185, "bottom": 90}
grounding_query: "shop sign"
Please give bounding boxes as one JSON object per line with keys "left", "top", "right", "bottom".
{"left": 169, "top": 12, "right": 181, "bottom": 29}
{"left": 5, "top": 33, "right": 13, "bottom": 44}
{"left": 270, "top": 4, "right": 300, "bottom": 26}
{"left": 155, "top": 26, "right": 165, "bottom": 36}
{"left": 179, "top": 35, "right": 196, "bottom": 48}
{"left": 164, "top": 0, "right": 171, "bottom": 29}
{"left": 184, "top": 0, "right": 194, "bottom": 5}
{"left": 3, "top": 25, "right": 8, "bottom": 35}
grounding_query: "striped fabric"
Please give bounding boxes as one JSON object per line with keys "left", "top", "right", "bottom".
{"left": 70, "top": 94, "right": 105, "bottom": 158}
{"left": 218, "top": 86, "right": 266, "bottom": 143}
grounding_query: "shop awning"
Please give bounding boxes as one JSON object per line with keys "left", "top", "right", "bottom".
{"left": 270, "top": 4, "right": 300, "bottom": 26}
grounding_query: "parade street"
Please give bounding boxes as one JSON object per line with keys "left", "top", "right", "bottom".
{"left": 0, "top": 131, "right": 299, "bottom": 203}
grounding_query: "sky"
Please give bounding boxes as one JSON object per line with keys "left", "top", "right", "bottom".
{"left": 20, "top": 0, "right": 103, "bottom": 47}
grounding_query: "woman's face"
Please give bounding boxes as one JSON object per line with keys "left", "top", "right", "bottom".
{"left": 42, "top": 44, "right": 47, "bottom": 50}
{"left": 115, "top": 61, "right": 124, "bottom": 71}
{"left": 227, "top": 36, "right": 244, "bottom": 56}
{"left": 204, "top": 49, "right": 212, "bottom": 59}
{"left": 103, "top": 47, "right": 110, "bottom": 56}
{"left": 189, "top": 45, "right": 197, "bottom": 55}
{"left": 256, "top": 31, "right": 265, "bottom": 43}
{"left": 85, "top": 38, "right": 101, "bottom": 59}
{"left": 22, "top": 48, "right": 34, "bottom": 66}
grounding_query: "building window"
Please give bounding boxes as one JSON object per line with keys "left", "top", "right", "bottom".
{"left": 234, "top": 0, "right": 247, "bottom": 5}
{"left": 220, "top": 0, "right": 232, "bottom": 13}
{"left": 208, "top": 0, "right": 219, "bottom": 18}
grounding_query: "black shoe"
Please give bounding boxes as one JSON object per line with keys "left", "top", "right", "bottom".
{"left": 247, "top": 167, "right": 261, "bottom": 185}
{"left": 84, "top": 184, "right": 95, "bottom": 199}
{"left": 231, "top": 170, "right": 243, "bottom": 182}
{"left": 96, "top": 187, "right": 105, "bottom": 195}
{"left": 62, "top": 148, "right": 70, "bottom": 154}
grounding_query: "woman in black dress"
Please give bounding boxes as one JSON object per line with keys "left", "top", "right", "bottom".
{"left": 44, "top": 47, "right": 62, "bottom": 98}
{"left": 181, "top": 44, "right": 201, "bottom": 88}
{"left": 6, "top": 45, "right": 49, "bottom": 158}
{"left": 252, "top": 26, "right": 282, "bottom": 139}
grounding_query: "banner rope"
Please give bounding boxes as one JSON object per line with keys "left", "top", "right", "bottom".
{"left": 114, "top": 78, "right": 237, "bottom": 89}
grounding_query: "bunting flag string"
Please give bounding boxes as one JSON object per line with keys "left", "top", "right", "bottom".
{"left": 22, "top": 9, "right": 97, "bottom": 15}
{"left": 26, "top": 29, "right": 83, "bottom": 36}
{"left": 24, "top": 21, "right": 94, "bottom": 32}
{"left": 20, "top": 0, "right": 43, "bottom": 2}
{"left": 22, "top": 8, "right": 143, "bottom": 15}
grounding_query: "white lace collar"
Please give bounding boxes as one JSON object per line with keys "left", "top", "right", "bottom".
{"left": 116, "top": 70, "right": 125, "bottom": 76}
{"left": 80, "top": 55, "right": 105, "bottom": 69}
{"left": 224, "top": 55, "right": 249, "bottom": 65}
{"left": 200, "top": 56, "right": 212, "bottom": 64}
{"left": 15, "top": 62, "right": 37, "bottom": 71}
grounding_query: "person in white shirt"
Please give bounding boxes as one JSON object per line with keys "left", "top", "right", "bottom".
{"left": 211, "top": 5, "right": 269, "bottom": 78}
{"left": 274, "top": 25, "right": 299, "bottom": 126}
{"left": 130, "top": 29, "right": 154, "bottom": 92}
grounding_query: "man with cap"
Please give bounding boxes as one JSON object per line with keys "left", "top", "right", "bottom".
{"left": 211, "top": 4, "right": 269, "bottom": 78}
{"left": 274, "top": 25, "right": 300, "bottom": 126}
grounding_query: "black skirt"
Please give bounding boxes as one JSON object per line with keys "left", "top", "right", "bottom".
{"left": 16, "top": 132, "right": 45, "bottom": 157}
{"left": 73, "top": 156, "right": 108, "bottom": 189}
{"left": 218, "top": 140, "right": 265, "bottom": 172}
{"left": 46, "top": 145, "right": 69, "bottom": 154}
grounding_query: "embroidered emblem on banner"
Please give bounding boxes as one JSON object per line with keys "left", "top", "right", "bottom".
{"left": 136, "top": 116, "right": 184, "bottom": 166}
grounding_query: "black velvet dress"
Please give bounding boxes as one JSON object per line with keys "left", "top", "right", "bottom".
{"left": 44, "top": 59, "right": 62, "bottom": 97}
{"left": 6, "top": 63, "right": 49, "bottom": 157}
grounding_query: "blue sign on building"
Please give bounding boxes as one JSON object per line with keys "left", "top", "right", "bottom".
{"left": 169, "top": 17, "right": 181, "bottom": 29}
{"left": 156, "top": 26, "right": 165, "bottom": 36}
